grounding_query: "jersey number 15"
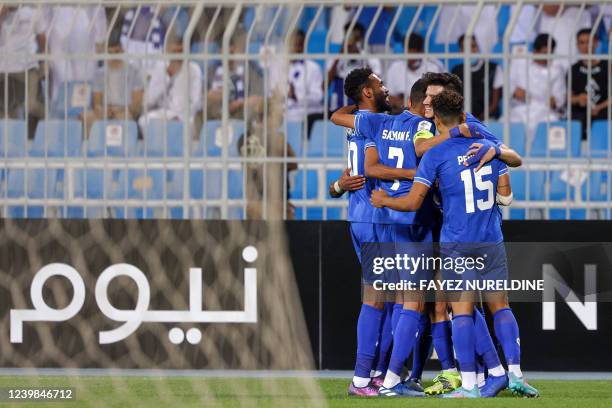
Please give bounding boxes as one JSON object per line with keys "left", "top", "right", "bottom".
{"left": 459, "top": 166, "right": 494, "bottom": 213}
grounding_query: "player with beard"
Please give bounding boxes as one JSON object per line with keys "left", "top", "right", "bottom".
{"left": 329, "top": 68, "right": 416, "bottom": 396}
{"left": 332, "top": 79, "right": 439, "bottom": 397}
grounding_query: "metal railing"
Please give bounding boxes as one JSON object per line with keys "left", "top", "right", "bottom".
{"left": 0, "top": 1, "right": 611, "bottom": 220}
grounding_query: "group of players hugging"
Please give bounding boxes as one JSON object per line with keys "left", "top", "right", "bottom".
{"left": 328, "top": 69, "right": 540, "bottom": 398}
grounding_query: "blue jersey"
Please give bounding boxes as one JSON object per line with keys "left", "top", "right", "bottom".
{"left": 355, "top": 110, "right": 435, "bottom": 225}
{"left": 466, "top": 112, "right": 502, "bottom": 147}
{"left": 414, "top": 136, "right": 508, "bottom": 243}
{"left": 347, "top": 111, "right": 376, "bottom": 223}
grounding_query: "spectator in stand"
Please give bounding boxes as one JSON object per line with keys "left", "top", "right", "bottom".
{"left": 0, "top": 6, "right": 47, "bottom": 137}
{"left": 327, "top": 23, "right": 382, "bottom": 112}
{"left": 539, "top": 4, "right": 592, "bottom": 70}
{"left": 570, "top": 28, "right": 609, "bottom": 140}
{"left": 509, "top": 33, "right": 566, "bottom": 140}
{"left": 139, "top": 37, "right": 202, "bottom": 136}
{"left": 207, "top": 33, "right": 264, "bottom": 120}
{"left": 81, "top": 26, "right": 144, "bottom": 133}
{"left": 451, "top": 34, "right": 503, "bottom": 120}
{"left": 385, "top": 33, "right": 442, "bottom": 113}
{"left": 436, "top": 4, "right": 499, "bottom": 53}
{"left": 47, "top": 5, "right": 106, "bottom": 104}
{"left": 120, "top": 6, "right": 165, "bottom": 75}
{"left": 286, "top": 30, "right": 324, "bottom": 123}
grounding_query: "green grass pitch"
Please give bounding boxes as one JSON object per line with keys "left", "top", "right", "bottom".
{"left": 0, "top": 376, "right": 610, "bottom": 407}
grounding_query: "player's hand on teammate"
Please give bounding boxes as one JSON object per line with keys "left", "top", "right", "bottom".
{"left": 458, "top": 123, "right": 481, "bottom": 138}
{"left": 370, "top": 189, "right": 388, "bottom": 208}
{"left": 450, "top": 123, "right": 484, "bottom": 139}
{"left": 338, "top": 168, "right": 366, "bottom": 191}
{"left": 464, "top": 140, "right": 500, "bottom": 172}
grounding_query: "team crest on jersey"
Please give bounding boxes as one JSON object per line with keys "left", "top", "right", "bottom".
{"left": 418, "top": 121, "right": 432, "bottom": 132}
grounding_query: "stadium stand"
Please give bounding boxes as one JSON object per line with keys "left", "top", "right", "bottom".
{"left": 0, "top": 2, "right": 610, "bottom": 220}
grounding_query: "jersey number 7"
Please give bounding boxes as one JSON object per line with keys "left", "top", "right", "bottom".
{"left": 388, "top": 147, "right": 404, "bottom": 191}
{"left": 460, "top": 165, "right": 494, "bottom": 213}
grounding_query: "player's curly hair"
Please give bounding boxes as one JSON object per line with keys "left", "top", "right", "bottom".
{"left": 344, "top": 67, "right": 373, "bottom": 104}
{"left": 421, "top": 72, "right": 463, "bottom": 94}
{"left": 431, "top": 90, "right": 464, "bottom": 126}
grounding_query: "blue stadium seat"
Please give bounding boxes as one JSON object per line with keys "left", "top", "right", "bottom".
{"left": 549, "top": 171, "right": 576, "bottom": 201}
{"left": 582, "top": 171, "right": 609, "bottom": 202}
{"left": 326, "top": 207, "right": 343, "bottom": 220}
{"left": 7, "top": 206, "right": 44, "bottom": 218}
{"left": 589, "top": 120, "right": 610, "bottom": 158}
{"left": 30, "top": 120, "right": 82, "bottom": 157}
{"left": 200, "top": 169, "right": 243, "bottom": 199}
{"left": 189, "top": 169, "right": 204, "bottom": 199}
{"left": 52, "top": 81, "right": 93, "bottom": 118}
{"left": 291, "top": 169, "right": 318, "bottom": 199}
{"left": 121, "top": 169, "right": 165, "bottom": 200}
{"left": 113, "top": 207, "right": 155, "bottom": 219}
{"left": 531, "top": 121, "right": 581, "bottom": 157}
{"left": 66, "top": 206, "right": 107, "bottom": 218}
{"left": 195, "top": 120, "right": 245, "bottom": 157}
{"left": 486, "top": 122, "right": 527, "bottom": 156}
{"left": 306, "top": 207, "right": 323, "bottom": 220}
{"left": 166, "top": 170, "right": 184, "bottom": 200}
{"left": 74, "top": 168, "right": 124, "bottom": 200}
{"left": 528, "top": 170, "right": 546, "bottom": 201}
{"left": 549, "top": 208, "right": 586, "bottom": 220}
{"left": 227, "top": 206, "right": 244, "bottom": 220}
{"left": 0, "top": 119, "right": 27, "bottom": 157}
{"left": 308, "top": 121, "right": 346, "bottom": 157}
{"left": 497, "top": 6, "right": 511, "bottom": 39}
{"left": 205, "top": 170, "right": 222, "bottom": 200}
{"left": 7, "top": 168, "right": 64, "bottom": 199}
{"left": 509, "top": 209, "right": 526, "bottom": 220}
{"left": 286, "top": 121, "right": 305, "bottom": 157}
{"left": 88, "top": 120, "right": 139, "bottom": 157}
{"left": 144, "top": 120, "right": 184, "bottom": 157}
{"left": 509, "top": 170, "right": 525, "bottom": 201}
{"left": 509, "top": 169, "right": 553, "bottom": 208}
{"left": 117, "top": 170, "right": 184, "bottom": 200}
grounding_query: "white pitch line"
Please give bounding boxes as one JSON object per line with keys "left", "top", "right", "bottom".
{"left": 0, "top": 368, "right": 612, "bottom": 380}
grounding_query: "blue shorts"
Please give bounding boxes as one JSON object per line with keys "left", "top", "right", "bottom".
{"left": 371, "top": 223, "right": 434, "bottom": 284}
{"left": 350, "top": 222, "right": 377, "bottom": 263}
{"left": 440, "top": 242, "right": 508, "bottom": 288}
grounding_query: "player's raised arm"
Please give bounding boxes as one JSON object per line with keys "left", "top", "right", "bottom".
{"left": 497, "top": 145, "right": 522, "bottom": 168}
{"left": 370, "top": 182, "right": 429, "bottom": 212}
{"left": 364, "top": 146, "right": 415, "bottom": 181}
{"left": 456, "top": 124, "right": 522, "bottom": 168}
{"left": 330, "top": 104, "right": 358, "bottom": 129}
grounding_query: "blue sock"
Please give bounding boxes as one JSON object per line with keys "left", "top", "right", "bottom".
{"left": 354, "top": 304, "right": 384, "bottom": 378}
{"left": 387, "top": 309, "right": 421, "bottom": 376}
{"left": 391, "top": 303, "right": 402, "bottom": 334}
{"left": 493, "top": 308, "right": 521, "bottom": 365}
{"left": 473, "top": 307, "right": 502, "bottom": 370}
{"left": 451, "top": 314, "right": 476, "bottom": 374}
{"left": 410, "top": 313, "right": 431, "bottom": 381}
{"left": 373, "top": 302, "right": 394, "bottom": 374}
{"left": 432, "top": 320, "right": 455, "bottom": 370}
